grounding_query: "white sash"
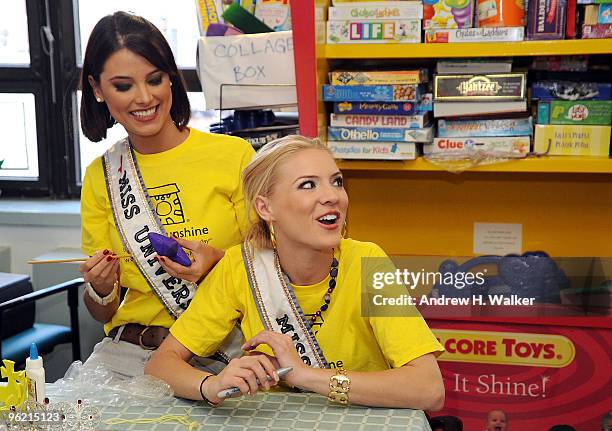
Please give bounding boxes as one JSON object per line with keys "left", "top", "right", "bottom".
{"left": 242, "top": 243, "right": 329, "bottom": 368}
{"left": 103, "top": 138, "right": 244, "bottom": 369}
{"left": 103, "top": 138, "right": 196, "bottom": 317}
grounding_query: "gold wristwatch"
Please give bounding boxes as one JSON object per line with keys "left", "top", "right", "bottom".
{"left": 328, "top": 367, "right": 350, "bottom": 405}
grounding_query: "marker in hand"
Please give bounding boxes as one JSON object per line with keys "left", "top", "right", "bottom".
{"left": 216, "top": 367, "right": 293, "bottom": 399}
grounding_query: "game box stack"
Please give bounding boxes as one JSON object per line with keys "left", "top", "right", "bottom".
{"left": 323, "top": 69, "right": 434, "bottom": 160}
{"left": 426, "top": 59, "right": 532, "bottom": 158}
{"left": 533, "top": 80, "right": 612, "bottom": 157}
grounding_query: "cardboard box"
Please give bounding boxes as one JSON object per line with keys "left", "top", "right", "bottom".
{"left": 581, "top": 23, "right": 612, "bottom": 37}
{"left": 537, "top": 100, "right": 612, "bottom": 125}
{"left": 424, "top": 136, "right": 530, "bottom": 156}
{"left": 434, "top": 74, "right": 526, "bottom": 101}
{"left": 333, "top": 101, "right": 419, "bottom": 115}
{"left": 438, "top": 117, "right": 533, "bottom": 137}
{"left": 330, "top": 113, "right": 430, "bottom": 129}
{"left": 425, "top": 26, "right": 524, "bottom": 42}
{"left": 531, "top": 81, "right": 612, "bottom": 100}
{"left": 423, "top": 0, "right": 474, "bottom": 28}
{"left": 526, "top": 0, "right": 567, "bottom": 39}
{"left": 323, "top": 84, "right": 421, "bottom": 102}
{"left": 533, "top": 125, "right": 612, "bottom": 156}
{"left": 328, "top": 126, "right": 434, "bottom": 142}
{"left": 328, "top": 2, "right": 423, "bottom": 20}
{"left": 329, "top": 141, "right": 417, "bottom": 160}
{"left": 327, "top": 20, "right": 421, "bottom": 43}
{"left": 329, "top": 70, "right": 428, "bottom": 85}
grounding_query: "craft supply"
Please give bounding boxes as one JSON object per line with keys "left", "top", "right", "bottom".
{"left": 205, "top": 23, "right": 244, "bottom": 36}
{"left": 148, "top": 232, "right": 192, "bottom": 267}
{"left": 105, "top": 410, "right": 199, "bottom": 431}
{"left": 222, "top": 3, "right": 274, "bottom": 34}
{"left": 27, "top": 253, "right": 131, "bottom": 264}
{"left": 477, "top": 0, "right": 525, "bottom": 27}
{"left": 0, "top": 360, "right": 28, "bottom": 410}
{"left": 195, "top": 0, "right": 223, "bottom": 35}
{"left": 25, "top": 343, "right": 45, "bottom": 404}
{"left": 217, "top": 367, "right": 293, "bottom": 398}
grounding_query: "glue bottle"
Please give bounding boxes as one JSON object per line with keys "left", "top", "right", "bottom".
{"left": 25, "top": 343, "right": 46, "bottom": 403}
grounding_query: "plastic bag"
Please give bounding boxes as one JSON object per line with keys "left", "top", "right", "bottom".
{"left": 423, "top": 150, "right": 527, "bottom": 173}
{"left": 49, "top": 361, "right": 174, "bottom": 407}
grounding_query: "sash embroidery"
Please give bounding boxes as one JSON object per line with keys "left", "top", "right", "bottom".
{"left": 103, "top": 138, "right": 196, "bottom": 318}
{"left": 242, "top": 243, "right": 329, "bottom": 369}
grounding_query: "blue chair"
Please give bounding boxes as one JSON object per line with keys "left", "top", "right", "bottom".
{"left": 0, "top": 273, "right": 83, "bottom": 365}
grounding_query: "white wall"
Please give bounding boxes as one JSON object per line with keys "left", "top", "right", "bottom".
{"left": 0, "top": 199, "right": 104, "bottom": 381}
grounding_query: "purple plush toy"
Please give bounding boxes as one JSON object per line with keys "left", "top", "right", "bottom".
{"left": 148, "top": 232, "right": 192, "bottom": 267}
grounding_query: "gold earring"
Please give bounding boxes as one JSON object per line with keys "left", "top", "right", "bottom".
{"left": 96, "top": 97, "right": 103, "bottom": 103}
{"left": 269, "top": 223, "right": 277, "bottom": 249}
{"left": 341, "top": 220, "right": 347, "bottom": 238}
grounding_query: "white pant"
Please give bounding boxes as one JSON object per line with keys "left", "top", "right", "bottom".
{"left": 84, "top": 335, "right": 229, "bottom": 380}
{"left": 84, "top": 337, "right": 154, "bottom": 380}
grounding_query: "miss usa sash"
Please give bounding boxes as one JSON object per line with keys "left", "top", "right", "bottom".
{"left": 242, "top": 242, "right": 329, "bottom": 368}
{"left": 103, "top": 138, "right": 197, "bottom": 317}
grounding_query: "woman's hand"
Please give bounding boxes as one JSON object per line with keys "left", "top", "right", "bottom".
{"left": 157, "top": 237, "right": 224, "bottom": 283}
{"left": 242, "top": 331, "right": 310, "bottom": 387}
{"left": 204, "top": 354, "right": 279, "bottom": 404}
{"left": 79, "top": 249, "right": 120, "bottom": 295}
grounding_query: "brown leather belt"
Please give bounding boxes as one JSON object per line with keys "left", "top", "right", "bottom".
{"left": 108, "top": 323, "right": 170, "bottom": 350}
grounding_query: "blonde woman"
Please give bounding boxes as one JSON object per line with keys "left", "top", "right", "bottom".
{"left": 145, "top": 136, "right": 445, "bottom": 409}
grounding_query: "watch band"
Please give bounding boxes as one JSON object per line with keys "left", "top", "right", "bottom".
{"left": 328, "top": 367, "right": 350, "bottom": 405}
{"left": 86, "top": 280, "right": 119, "bottom": 306}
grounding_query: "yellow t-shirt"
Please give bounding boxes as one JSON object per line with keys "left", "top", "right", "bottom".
{"left": 171, "top": 239, "right": 444, "bottom": 371}
{"left": 80, "top": 128, "right": 255, "bottom": 334}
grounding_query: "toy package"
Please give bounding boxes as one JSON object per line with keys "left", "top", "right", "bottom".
{"left": 423, "top": 0, "right": 475, "bottom": 28}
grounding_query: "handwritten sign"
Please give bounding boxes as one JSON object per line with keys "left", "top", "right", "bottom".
{"left": 198, "top": 31, "right": 297, "bottom": 109}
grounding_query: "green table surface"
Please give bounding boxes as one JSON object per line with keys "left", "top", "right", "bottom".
{"left": 92, "top": 392, "right": 431, "bottom": 431}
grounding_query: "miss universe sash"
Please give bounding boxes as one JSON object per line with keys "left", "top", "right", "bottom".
{"left": 242, "top": 242, "right": 329, "bottom": 368}
{"left": 103, "top": 138, "right": 196, "bottom": 317}
{"left": 103, "top": 138, "right": 243, "bottom": 369}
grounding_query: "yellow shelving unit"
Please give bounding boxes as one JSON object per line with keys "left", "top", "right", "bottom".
{"left": 298, "top": 1, "right": 612, "bottom": 258}
{"left": 325, "top": 39, "right": 612, "bottom": 59}
{"left": 337, "top": 157, "right": 612, "bottom": 174}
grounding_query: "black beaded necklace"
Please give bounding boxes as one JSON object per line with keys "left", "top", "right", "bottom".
{"left": 309, "top": 254, "right": 339, "bottom": 327}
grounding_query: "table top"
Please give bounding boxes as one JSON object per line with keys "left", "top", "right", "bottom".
{"left": 96, "top": 392, "right": 432, "bottom": 431}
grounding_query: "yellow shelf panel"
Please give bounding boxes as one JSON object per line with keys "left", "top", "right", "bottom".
{"left": 324, "top": 40, "right": 612, "bottom": 59}
{"left": 337, "top": 157, "right": 612, "bottom": 173}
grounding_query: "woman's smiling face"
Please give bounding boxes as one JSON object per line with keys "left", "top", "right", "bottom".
{"left": 89, "top": 48, "right": 173, "bottom": 140}
{"left": 263, "top": 149, "right": 348, "bottom": 252}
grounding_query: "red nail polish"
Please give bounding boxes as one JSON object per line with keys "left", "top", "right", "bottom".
{"left": 106, "top": 256, "right": 113, "bottom": 261}
{"left": 160, "top": 257, "right": 166, "bottom": 262}
{"left": 103, "top": 250, "right": 109, "bottom": 255}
